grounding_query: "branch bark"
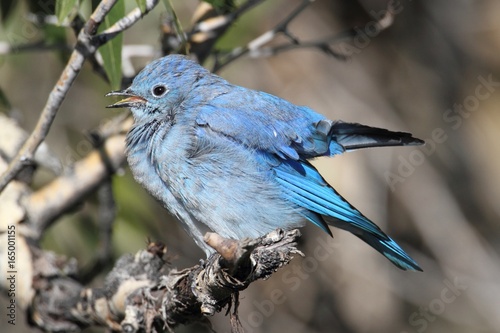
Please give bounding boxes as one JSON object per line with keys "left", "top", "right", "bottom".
{"left": 28, "top": 229, "right": 302, "bottom": 332}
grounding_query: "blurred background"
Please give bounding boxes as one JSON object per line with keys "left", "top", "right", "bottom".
{"left": 1, "top": 0, "right": 500, "bottom": 332}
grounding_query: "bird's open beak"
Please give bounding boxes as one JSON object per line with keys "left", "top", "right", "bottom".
{"left": 105, "top": 90, "right": 146, "bottom": 108}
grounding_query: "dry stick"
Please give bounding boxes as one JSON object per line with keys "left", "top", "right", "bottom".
{"left": 0, "top": 0, "right": 118, "bottom": 192}
{"left": 0, "top": 0, "right": 160, "bottom": 194}
{"left": 212, "top": 0, "right": 397, "bottom": 72}
{"left": 99, "top": 0, "right": 159, "bottom": 41}
{"left": 185, "top": 0, "right": 266, "bottom": 63}
{"left": 212, "top": 0, "right": 314, "bottom": 72}
{"left": 0, "top": 49, "right": 83, "bottom": 192}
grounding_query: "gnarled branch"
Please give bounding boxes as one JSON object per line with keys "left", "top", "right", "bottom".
{"left": 28, "top": 229, "right": 302, "bottom": 332}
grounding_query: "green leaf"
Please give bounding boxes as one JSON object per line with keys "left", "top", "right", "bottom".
{"left": 98, "top": 1, "right": 125, "bottom": 90}
{"left": 135, "top": 0, "right": 147, "bottom": 13}
{"left": 55, "top": 0, "right": 78, "bottom": 25}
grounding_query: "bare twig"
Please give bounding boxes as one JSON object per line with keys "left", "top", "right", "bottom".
{"left": 186, "top": 0, "right": 266, "bottom": 63}
{"left": 0, "top": 0, "right": 160, "bottom": 194}
{"left": 212, "top": 0, "right": 320, "bottom": 71}
{"left": 98, "top": 0, "right": 160, "bottom": 44}
{"left": 0, "top": 0, "right": 118, "bottom": 193}
{"left": 248, "top": 30, "right": 355, "bottom": 58}
{"left": 211, "top": 0, "right": 399, "bottom": 72}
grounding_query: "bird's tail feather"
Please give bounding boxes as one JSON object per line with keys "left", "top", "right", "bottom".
{"left": 325, "top": 216, "right": 422, "bottom": 271}
{"left": 316, "top": 120, "right": 424, "bottom": 154}
{"left": 275, "top": 159, "right": 422, "bottom": 271}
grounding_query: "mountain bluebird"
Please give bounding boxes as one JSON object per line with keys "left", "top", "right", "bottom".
{"left": 107, "top": 55, "right": 423, "bottom": 271}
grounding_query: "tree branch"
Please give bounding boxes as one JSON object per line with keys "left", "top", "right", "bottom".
{"left": 0, "top": 0, "right": 161, "bottom": 194}
{"left": 23, "top": 131, "right": 128, "bottom": 239}
{"left": 211, "top": 0, "right": 398, "bottom": 72}
{"left": 28, "top": 229, "right": 302, "bottom": 332}
{"left": 98, "top": 0, "right": 160, "bottom": 44}
{"left": 0, "top": 0, "right": 119, "bottom": 193}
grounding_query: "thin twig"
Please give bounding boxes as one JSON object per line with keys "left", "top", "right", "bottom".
{"left": 248, "top": 29, "right": 355, "bottom": 58}
{"left": 98, "top": 0, "right": 160, "bottom": 44}
{"left": 0, "top": 0, "right": 160, "bottom": 194}
{"left": 0, "top": 0, "right": 119, "bottom": 193}
{"left": 212, "top": 0, "right": 317, "bottom": 72}
{"left": 185, "top": 0, "right": 266, "bottom": 63}
{"left": 211, "top": 0, "right": 398, "bottom": 71}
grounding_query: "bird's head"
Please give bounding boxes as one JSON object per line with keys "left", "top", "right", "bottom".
{"left": 106, "top": 55, "right": 209, "bottom": 121}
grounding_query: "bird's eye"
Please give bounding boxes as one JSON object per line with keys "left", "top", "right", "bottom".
{"left": 152, "top": 84, "right": 168, "bottom": 97}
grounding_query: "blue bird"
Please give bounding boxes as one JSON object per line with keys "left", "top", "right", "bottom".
{"left": 107, "top": 55, "right": 423, "bottom": 271}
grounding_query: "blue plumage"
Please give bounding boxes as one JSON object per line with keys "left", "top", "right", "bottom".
{"left": 107, "top": 55, "right": 423, "bottom": 271}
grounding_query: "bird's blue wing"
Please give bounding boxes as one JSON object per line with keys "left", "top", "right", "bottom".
{"left": 273, "top": 159, "right": 383, "bottom": 235}
{"left": 271, "top": 158, "right": 422, "bottom": 271}
{"left": 195, "top": 84, "right": 422, "bottom": 270}
{"left": 195, "top": 88, "right": 345, "bottom": 160}
{"left": 195, "top": 87, "right": 422, "bottom": 161}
